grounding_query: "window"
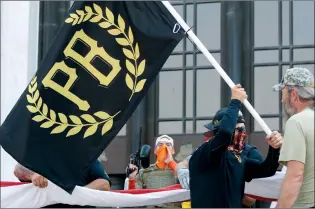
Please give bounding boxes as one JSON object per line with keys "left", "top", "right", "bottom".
{"left": 156, "top": 2, "right": 221, "bottom": 135}
{"left": 253, "top": 1, "right": 315, "bottom": 132}
{"left": 27, "top": 1, "right": 40, "bottom": 81}
{"left": 254, "top": 66, "right": 280, "bottom": 116}
{"left": 254, "top": 1, "right": 278, "bottom": 47}
{"left": 159, "top": 71, "right": 183, "bottom": 119}
{"left": 38, "top": 1, "right": 70, "bottom": 63}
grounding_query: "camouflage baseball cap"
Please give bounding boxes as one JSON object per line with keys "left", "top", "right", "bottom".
{"left": 273, "top": 67, "right": 314, "bottom": 91}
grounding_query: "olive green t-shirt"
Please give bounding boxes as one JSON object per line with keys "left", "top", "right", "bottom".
{"left": 279, "top": 107, "right": 314, "bottom": 208}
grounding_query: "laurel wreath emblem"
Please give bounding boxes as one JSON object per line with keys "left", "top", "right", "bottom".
{"left": 26, "top": 76, "right": 120, "bottom": 138}
{"left": 65, "top": 3, "right": 147, "bottom": 101}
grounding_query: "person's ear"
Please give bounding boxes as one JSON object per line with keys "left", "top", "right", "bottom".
{"left": 291, "top": 88, "right": 299, "bottom": 102}
{"left": 295, "top": 89, "right": 301, "bottom": 102}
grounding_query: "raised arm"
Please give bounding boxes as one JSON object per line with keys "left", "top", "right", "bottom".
{"left": 127, "top": 164, "right": 144, "bottom": 189}
{"left": 206, "top": 99, "right": 242, "bottom": 153}
{"left": 191, "top": 84, "right": 247, "bottom": 165}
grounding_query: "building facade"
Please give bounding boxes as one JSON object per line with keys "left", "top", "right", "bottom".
{"left": 1, "top": 1, "right": 314, "bottom": 188}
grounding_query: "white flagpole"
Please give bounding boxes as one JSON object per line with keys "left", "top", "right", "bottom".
{"left": 162, "top": 1, "right": 272, "bottom": 135}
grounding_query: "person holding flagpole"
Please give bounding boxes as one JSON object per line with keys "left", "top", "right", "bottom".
{"left": 175, "top": 114, "right": 266, "bottom": 208}
{"left": 188, "top": 84, "right": 282, "bottom": 208}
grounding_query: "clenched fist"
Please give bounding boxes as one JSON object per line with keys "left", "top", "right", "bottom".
{"left": 266, "top": 131, "right": 283, "bottom": 149}
{"left": 128, "top": 164, "right": 138, "bottom": 180}
{"left": 31, "top": 173, "right": 48, "bottom": 188}
{"left": 231, "top": 84, "right": 248, "bottom": 103}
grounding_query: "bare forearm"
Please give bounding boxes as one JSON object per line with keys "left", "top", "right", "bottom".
{"left": 277, "top": 175, "right": 303, "bottom": 208}
{"left": 85, "top": 179, "right": 110, "bottom": 191}
{"left": 14, "top": 164, "right": 35, "bottom": 181}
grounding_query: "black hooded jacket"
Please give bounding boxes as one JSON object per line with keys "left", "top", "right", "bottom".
{"left": 189, "top": 99, "right": 280, "bottom": 208}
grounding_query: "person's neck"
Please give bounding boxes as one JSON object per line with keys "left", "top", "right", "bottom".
{"left": 295, "top": 102, "right": 312, "bottom": 113}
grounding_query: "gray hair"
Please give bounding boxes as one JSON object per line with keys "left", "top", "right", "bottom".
{"left": 287, "top": 85, "right": 314, "bottom": 108}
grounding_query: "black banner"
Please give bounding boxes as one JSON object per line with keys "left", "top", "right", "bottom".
{"left": 0, "top": 1, "right": 184, "bottom": 193}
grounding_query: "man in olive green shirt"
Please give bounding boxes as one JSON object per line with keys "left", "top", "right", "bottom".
{"left": 271, "top": 67, "right": 314, "bottom": 208}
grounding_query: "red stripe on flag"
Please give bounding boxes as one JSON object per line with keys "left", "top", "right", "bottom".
{"left": 0, "top": 181, "right": 30, "bottom": 187}
{"left": 0, "top": 181, "right": 182, "bottom": 193}
{"left": 0, "top": 181, "right": 278, "bottom": 202}
{"left": 245, "top": 193, "right": 277, "bottom": 202}
{"left": 112, "top": 184, "right": 183, "bottom": 194}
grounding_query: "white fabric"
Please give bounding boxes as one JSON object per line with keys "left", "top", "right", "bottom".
{"left": 1, "top": 182, "right": 189, "bottom": 208}
{"left": 1, "top": 147, "right": 286, "bottom": 208}
{"left": 270, "top": 201, "right": 278, "bottom": 208}
{"left": 1, "top": 172, "right": 285, "bottom": 208}
{"left": 244, "top": 172, "right": 285, "bottom": 199}
{"left": 124, "top": 178, "right": 129, "bottom": 190}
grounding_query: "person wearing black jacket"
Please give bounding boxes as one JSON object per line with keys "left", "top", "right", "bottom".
{"left": 189, "top": 84, "right": 282, "bottom": 208}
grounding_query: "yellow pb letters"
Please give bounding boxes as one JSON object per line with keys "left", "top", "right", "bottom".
{"left": 64, "top": 29, "right": 121, "bottom": 87}
{"left": 42, "top": 61, "right": 90, "bottom": 111}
